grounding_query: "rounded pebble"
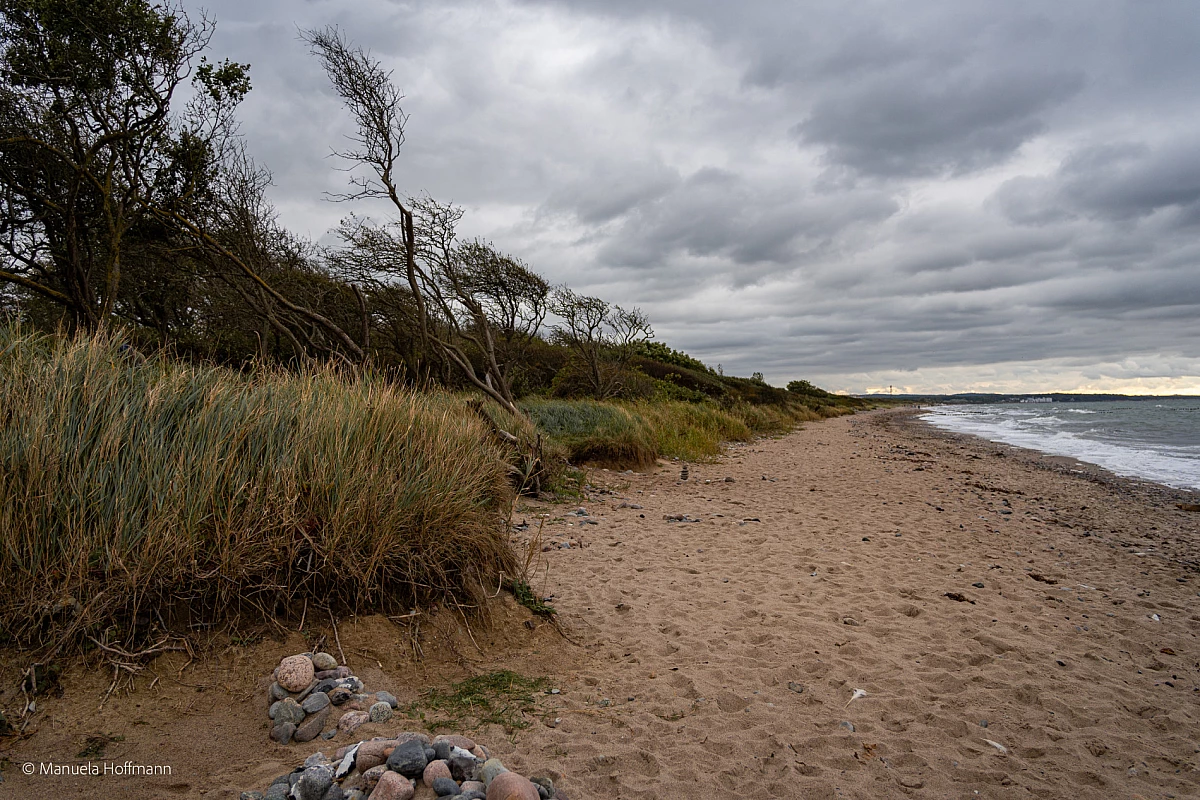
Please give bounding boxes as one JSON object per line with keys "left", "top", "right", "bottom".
{"left": 361, "top": 764, "right": 388, "bottom": 792}
{"left": 423, "top": 759, "right": 453, "bottom": 786}
{"left": 431, "top": 776, "right": 460, "bottom": 796}
{"left": 294, "top": 765, "right": 333, "bottom": 800}
{"left": 355, "top": 738, "right": 397, "bottom": 771}
{"left": 311, "top": 652, "right": 338, "bottom": 671}
{"left": 369, "top": 701, "right": 393, "bottom": 723}
{"left": 371, "top": 771, "right": 415, "bottom": 800}
{"left": 269, "top": 682, "right": 290, "bottom": 702}
{"left": 273, "top": 697, "right": 305, "bottom": 725}
{"left": 480, "top": 759, "right": 508, "bottom": 787}
{"left": 302, "top": 692, "right": 331, "bottom": 714}
{"left": 386, "top": 738, "right": 429, "bottom": 777}
{"left": 337, "top": 710, "right": 370, "bottom": 735}
{"left": 485, "top": 771, "right": 540, "bottom": 800}
{"left": 270, "top": 722, "right": 296, "bottom": 744}
{"left": 375, "top": 690, "right": 399, "bottom": 709}
{"left": 276, "top": 655, "right": 315, "bottom": 693}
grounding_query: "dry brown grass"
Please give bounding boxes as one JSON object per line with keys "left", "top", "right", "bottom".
{"left": 0, "top": 325, "right": 516, "bottom": 654}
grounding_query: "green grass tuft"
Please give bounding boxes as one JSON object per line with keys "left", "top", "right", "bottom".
{"left": 404, "top": 670, "right": 550, "bottom": 732}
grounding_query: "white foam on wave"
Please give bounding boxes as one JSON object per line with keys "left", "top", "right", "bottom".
{"left": 921, "top": 405, "right": 1200, "bottom": 489}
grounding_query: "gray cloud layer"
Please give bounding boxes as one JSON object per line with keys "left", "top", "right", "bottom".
{"left": 199, "top": 0, "right": 1200, "bottom": 393}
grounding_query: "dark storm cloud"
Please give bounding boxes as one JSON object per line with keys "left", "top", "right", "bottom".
{"left": 795, "top": 68, "right": 1084, "bottom": 178}
{"left": 196, "top": 0, "right": 1200, "bottom": 392}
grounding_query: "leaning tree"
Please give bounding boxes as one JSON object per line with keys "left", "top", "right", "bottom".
{"left": 0, "top": 0, "right": 249, "bottom": 329}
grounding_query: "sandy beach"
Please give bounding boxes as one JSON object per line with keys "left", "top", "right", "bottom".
{"left": 4, "top": 408, "right": 1199, "bottom": 799}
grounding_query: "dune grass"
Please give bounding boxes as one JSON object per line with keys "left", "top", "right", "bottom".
{"left": 0, "top": 325, "right": 516, "bottom": 651}
{"left": 520, "top": 395, "right": 842, "bottom": 469}
{"left": 520, "top": 398, "right": 658, "bottom": 469}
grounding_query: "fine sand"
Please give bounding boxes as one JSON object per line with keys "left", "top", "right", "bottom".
{"left": 3, "top": 409, "right": 1199, "bottom": 799}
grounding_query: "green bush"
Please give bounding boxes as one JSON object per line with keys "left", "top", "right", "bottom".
{"left": 0, "top": 325, "right": 516, "bottom": 650}
{"left": 520, "top": 398, "right": 657, "bottom": 468}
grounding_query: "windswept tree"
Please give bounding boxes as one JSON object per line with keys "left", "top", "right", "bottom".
{"left": 305, "top": 26, "right": 551, "bottom": 412}
{"left": 550, "top": 287, "right": 653, "bottom": 399}
{"left": 0, "top": 0, "right": 249, "bottom": 329}
{"left": 300, "top": 26, "right": 429, "bottom": 358}
{"left": 329, "top": 195, "right": 550, "bottom": 413}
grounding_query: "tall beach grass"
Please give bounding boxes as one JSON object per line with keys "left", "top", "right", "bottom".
{"left": 0, "top": 326, "right": 515, "bottom": 650}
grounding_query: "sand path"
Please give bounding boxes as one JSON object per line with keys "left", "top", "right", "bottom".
{"left": 497, "top": 410, "right": 1200, "bottom": 799}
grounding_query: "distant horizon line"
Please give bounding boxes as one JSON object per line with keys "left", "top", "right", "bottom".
{"left": 853, "top": 390, "right": 1200, "bottom": 399}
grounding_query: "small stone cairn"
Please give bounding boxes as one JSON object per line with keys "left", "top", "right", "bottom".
{"left": 267, "top": 651, "right": 397, "bottom": 745}
{"left": 243, "top": 732, "right": 567, "bottom": 800}
{"left": 252, "top": 652, "right": 568, "bottom": 800}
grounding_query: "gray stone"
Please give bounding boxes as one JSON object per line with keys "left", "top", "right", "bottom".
{"left": 269, "top": 682, "right": 291, "bottom": 702}
{"left": 273, "top": 697, "right": 306, "bottom": 726}
{"left": 369, "top": 701, "right": 393, "bottom": 723}
{"left": 530, "top": 777, "right": 554, "bottom": 795}
{"left": 264, "top": 785, "right": 289, "bottom": 800}
{"left": 270, "top": 722, "right": 296, "bottom": 744}
{"left": 385, "top": 738, "right": 428, "bottom": 777}
{"left": 480, "top": 758, "right": 507, "bottom": 787}
{"left": 344, "top": 792, "right": 367, "bottom": 800}
{"left": 294, "top": 706, "right": 331, "bottom": 743}
{"left": 433, "top": 740, "right": 452, "bottom": 760}
{"left": 294, "top": 765, "right": 333, "bottom": 800}
{"left": 312, "top": 652, "right": 339, "bottom": 671}
{"left": 839, "top": 720, "right": 856, "bottom": 733}
{"left": 240, "top": 793, "right": 265, "bottom": 800}
{"left": 376, "top": 690, "right": 399, "bottom": 709}
{"left": 431, "top": 776, "right": 460, "bottom": 796}
{"left": 447, "top": 748, "right": 480, "bottom": 782}
{"left": 460, "top": 792, "right": 487, "bottom": 800}
{"left": 302, "top": 692, "right": 331, "bottom": 714}
{"left": 304, "top": 752, "right": 332, "bottom": 768}
{"left": 320, "top": 785, "right": 344, "bottom": 800}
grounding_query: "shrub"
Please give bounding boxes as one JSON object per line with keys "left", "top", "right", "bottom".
{"left": 520, "top": 398, "right": 656, "bottom": 469}
{"left": 632, "top": 401, "right": 751, "bottom": 461}
{"left": 0, "top": 325, "right": 515, "bottom": 651}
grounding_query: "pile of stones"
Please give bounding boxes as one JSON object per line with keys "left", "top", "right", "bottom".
{"left": 268, "top": 652, "right": 399, "bottom": 745}
{"left": 240, "top": 732, "right": 568, "bottom": 800}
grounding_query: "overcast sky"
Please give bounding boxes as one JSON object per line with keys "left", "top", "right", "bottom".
{"left": 199, "top": 0, "right": 1200, "bottom": 394}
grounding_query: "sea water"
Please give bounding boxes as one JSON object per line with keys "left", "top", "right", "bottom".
{"left": 921, "top": 398, "right": 1200, "bottom": 490}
